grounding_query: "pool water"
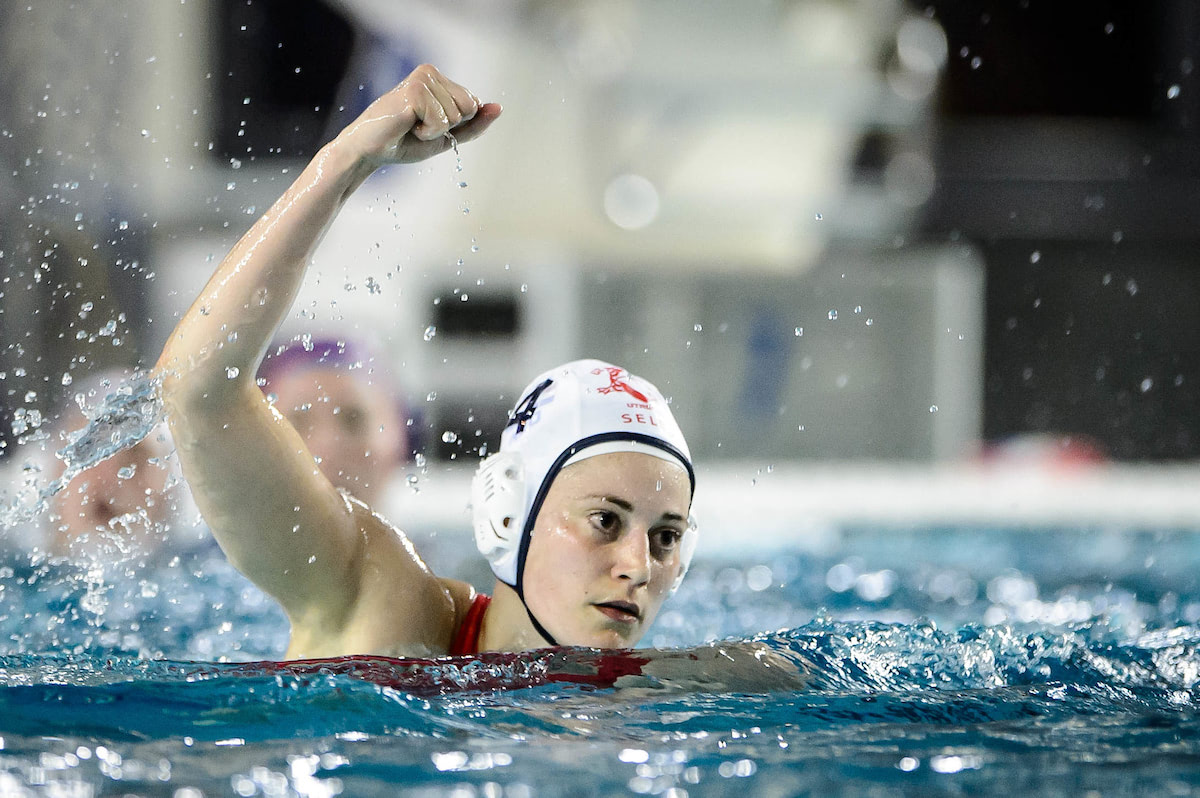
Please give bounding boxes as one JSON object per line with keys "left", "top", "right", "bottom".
{"left": 2, "top": 522, "right": 1200, "bottom": 796}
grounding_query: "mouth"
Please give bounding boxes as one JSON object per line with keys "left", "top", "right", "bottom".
{"left": 593, "top": 600, "right": 642, "bottom": 624}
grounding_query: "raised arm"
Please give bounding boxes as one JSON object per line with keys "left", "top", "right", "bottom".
{"left": 154, "top": 65, "right": 500, "bottom": 650}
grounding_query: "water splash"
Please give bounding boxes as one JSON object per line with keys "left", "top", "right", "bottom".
{"left": 1, "top": 372, "right": 164, "bottom": 531}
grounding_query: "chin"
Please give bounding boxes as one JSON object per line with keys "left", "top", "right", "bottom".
{"left": 583, "top": 627, "right": 642, "bottom": 650}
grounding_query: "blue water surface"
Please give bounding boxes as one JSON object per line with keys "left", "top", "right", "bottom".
{"left": 1, "top": 521, "right": 1200, "bottom": 796}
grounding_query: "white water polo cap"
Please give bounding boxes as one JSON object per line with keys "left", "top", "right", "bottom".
{"left": 471, "top": 359, "right": 697, "bottom": 595}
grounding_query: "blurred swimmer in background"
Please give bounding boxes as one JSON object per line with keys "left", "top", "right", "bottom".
{"left": 38, "top": 369, "right": 181, "bottom": 560}
{"left": 257, "top": 338, "right": 414, "bottom": 507}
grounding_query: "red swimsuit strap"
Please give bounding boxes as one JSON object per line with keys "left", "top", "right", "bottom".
{"left": 448, "top": 593, "right": 491, "bottom": 656}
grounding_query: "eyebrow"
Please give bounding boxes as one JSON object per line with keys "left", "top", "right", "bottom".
{"left": 590, "top": 495, "right": 687, "bottom": 524}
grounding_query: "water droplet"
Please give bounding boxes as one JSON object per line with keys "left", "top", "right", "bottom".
{"left": 794, "top": 327, "right": 803, "bottom": 336}
{"left": 865, "top": 318, "right": 874, "bottom": 326}
{"left": 61, "top": 372, "right": 73, "bottom": 386}
{"left": 426, "top": 391, "right": 438, "bottom": 402}
{"left": 1126, "top": 279, "right": 1139, "bottom": 296}
{"left": 1168, "top": 84, "right": 1182, "bottom": 99}
{"left": 226, "top": 366, "right": 240, "bottom": 379}
{"left": 814, "top": 212, "right": 823, "bottom": 221}
{"left": 423, "top": 325, "right": 437, "bottom": 342}
{"left": 1030, "top": 250, "right": 1041, "bottom": 264}
{"left": 441, "top": 430, "right": 458, "bottom": 444}
{"left": 519, "top": 284, "right": 528, "bottom": 293}
{"left": 929, "top": 404, "right": 939, "bottom": 413}
{"left": 693, "top": 323, "right": 703, "bottom": 332}
{"left": 255, "top": 287, "right": 268, "bottom": 305}
{"left": 1140, "top": 377, "right": 1154, "bottom": 393}
{"left": 117, "top": 220, "right": 129, "bottom": 231}
{"left": 117, "top": 465, "right": 137, "bottom": 479}
{"left": 854, "top": 306, "right": 862, "bottom": 314}
{"left": 827, "top": 309, "right": 838, "bottom": 320}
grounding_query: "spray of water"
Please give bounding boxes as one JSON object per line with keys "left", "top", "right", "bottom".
{"left": 1, "top": 372, "right": 164, "bottom": 531}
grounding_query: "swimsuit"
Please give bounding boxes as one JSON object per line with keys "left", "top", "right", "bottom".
{"left": 449, "top": 593, "right": 491, "bottom": 656}
{"left": 233, "top": 593, "right": 651, "bottom": 693}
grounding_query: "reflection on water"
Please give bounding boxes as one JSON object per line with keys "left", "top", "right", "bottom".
{"left": 2, "top": 512, "right": 1200, "bottom": 795}
{"left": 2, "top": 382, "right": 1200, "bottom": 796}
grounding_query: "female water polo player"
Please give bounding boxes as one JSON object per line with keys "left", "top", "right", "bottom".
{"left": 154, "top": 65, "right": 697, "bottom": 659}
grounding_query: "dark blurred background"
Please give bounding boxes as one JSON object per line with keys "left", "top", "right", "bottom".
{"left": 1, "top": 0, "right": 1198, "bottom": 464}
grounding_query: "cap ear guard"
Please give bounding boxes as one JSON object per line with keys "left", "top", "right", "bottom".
{"left": 471, "top": 451, "right": 526, "bottom": 587}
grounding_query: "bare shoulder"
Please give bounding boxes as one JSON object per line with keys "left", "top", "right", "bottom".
{"left": 439, "top": 577, "right": 481, "bottom": 625}
{"left": 285, "top": 504, "right": 468, "bottom": 657}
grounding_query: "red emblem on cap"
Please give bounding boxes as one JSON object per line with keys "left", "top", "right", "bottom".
{"left": 592, "top": 367, "right": 649, "bottom": 403}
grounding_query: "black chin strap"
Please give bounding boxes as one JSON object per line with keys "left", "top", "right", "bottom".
{"left": 513, "top": 574, "right": 559, "bottom": 647}
{"left": 522, "top": 599, "right": 559, "bottom": 647}
{"left": 507, "top": 430, "right": 693, "bottom": 649}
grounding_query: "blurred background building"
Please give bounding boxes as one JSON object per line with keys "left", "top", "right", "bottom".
{"left": 2, "top": 0, "right": 1199, "bottom": 536}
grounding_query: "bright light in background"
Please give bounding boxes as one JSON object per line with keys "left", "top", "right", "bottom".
{"left": 896, "top": 16, "right": 948, "bottom": 73}
{"left": 889, "top": 16, "right": 949, "bottom": 101}
{"left": 603, "top": 173, "right": 660, "bottom": 230}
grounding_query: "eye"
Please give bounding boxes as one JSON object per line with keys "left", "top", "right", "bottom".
{"left": 588, "top": 510, "right": 620, "bottom": 537}
{"left": 650, "top": 526, "right": 684, "bottom": 559}
{"left": 336, "top": 406, "right": 366, "bottom": 434}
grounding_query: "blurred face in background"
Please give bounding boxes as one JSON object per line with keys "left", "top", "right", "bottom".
{"left": 269, "top": 365, "right": 406, "bottom": 504}
{"left": 49, "top": 424, "right": 174, "bottom": 559}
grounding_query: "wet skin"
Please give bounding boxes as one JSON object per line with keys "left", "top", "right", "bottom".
{"left": 515, "top": 451, "right": 692, "bottom": 649}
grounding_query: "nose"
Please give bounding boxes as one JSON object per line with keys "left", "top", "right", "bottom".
{"left": 612, "top": 528, "right": 652, "bottom": 586}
